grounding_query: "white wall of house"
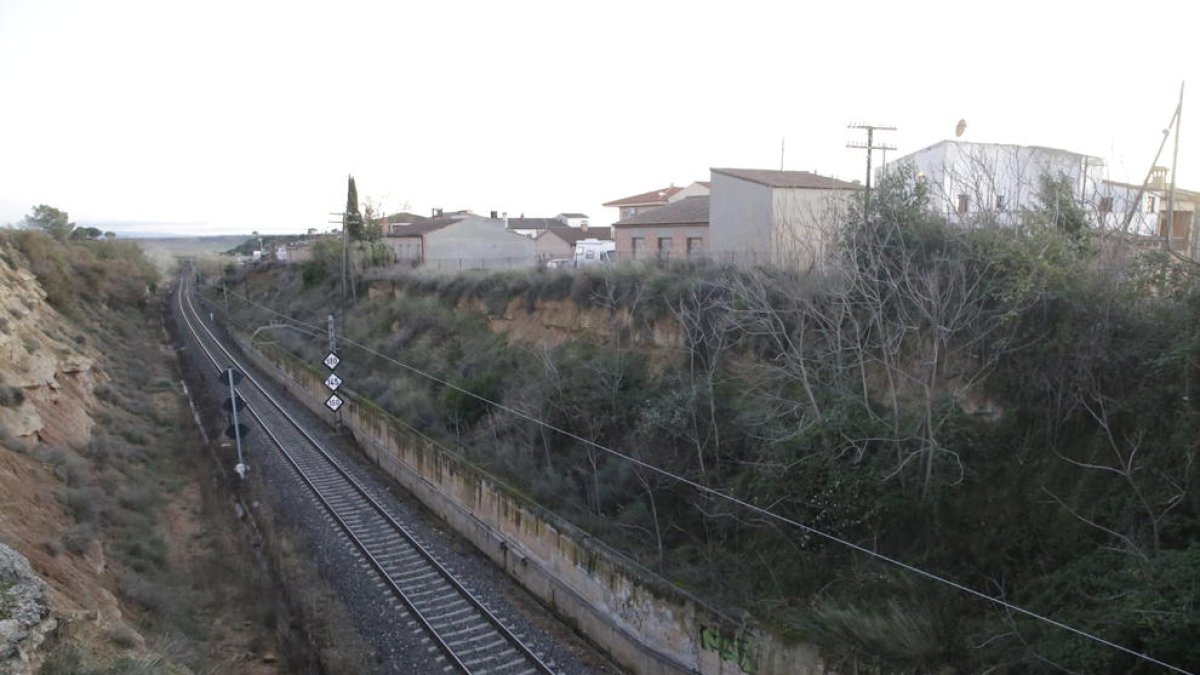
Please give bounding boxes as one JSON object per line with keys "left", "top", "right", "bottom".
{"left": 771, "top": 188, "right": 854, "bottom": 267}
{"left": 668, "top": 182, "right": 710, "bottom": 202}
{"left": 390, "top": 238, "right": 423, "bottom": 262}
{"left": 709, "top": 172, "right": 773, "bottom": 254}
{"left": 885, "top": 141, "right": 1107, "bottom": 225}
{"left": 425, "top": 216, "right": 536, "bottom": 269}
{"left": 1094, "top": 181, "right": 1166, "bottom": 235}
{"left": 710, "top": 172, "right": 853, "bottom": 267}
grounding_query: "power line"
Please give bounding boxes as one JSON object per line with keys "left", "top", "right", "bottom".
{"left": 209, "top": 283, "right": 1195, "bottom": 675}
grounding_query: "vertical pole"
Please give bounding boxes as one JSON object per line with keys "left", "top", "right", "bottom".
{"left": 227, "top": 370, "right": 246, "bottom": 478}
{"left": 328, "top": 314, "right": 337, "bottom": 355}
{"left": 1168, "top": 81, "right": 1184, "bottom": 256}
{"left": 222, "top": 281, "right": 228, "bottom": 311}
{"left": 341, "top": 211, "right": 348, "bottom": 310}
{"left": 864, "top": 127, "right": 874, "bottom": 222}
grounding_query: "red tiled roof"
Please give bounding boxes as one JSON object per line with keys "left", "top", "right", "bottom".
{"left": 615, "top": 196, "right": 709, "bottom": 226}
{"left": 712, "top": 168, "right": 860, "bottom": 190}
{"left": 602, "top": 186, "right": 683, "bottom": 207}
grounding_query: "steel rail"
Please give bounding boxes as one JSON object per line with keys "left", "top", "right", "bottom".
{"left": 176, "top": 278, "right": 555, "bottom": 675}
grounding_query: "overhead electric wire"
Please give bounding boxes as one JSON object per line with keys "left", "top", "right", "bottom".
{"left": 209, "top": 283, "right": 1195, "bottom": 675}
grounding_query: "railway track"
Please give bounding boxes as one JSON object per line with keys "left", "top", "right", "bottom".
{"left": 176, "top": 277, "right": 558, "bottom": 675}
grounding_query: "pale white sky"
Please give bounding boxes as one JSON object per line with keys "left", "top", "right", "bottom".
{"left": 1, "top": 0, "right": 1196, "bottom": 234}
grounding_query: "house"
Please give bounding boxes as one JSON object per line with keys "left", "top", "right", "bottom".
{"left": 386, "top": 215, "right": 536, "bottom": 270}
{"left": 602, "top": 181, "right": 709, "bottom": 223}
{"left": 612, "top": 196, "right": 709, "bottom": 261}
{"left": 535, "top": 225, "right": 612, "bottom": 262}
{"left": 505, "top": 212, "right": 593, "bottom": 238}
{"left": 1096, "top": 167, "right": 1200, "bottom": 255}
{"left": 881, "top": 140, "right": 1106, "bottom": 225}
{"left": 375, "top": 211, "right": 428, "bottom": 235}
{"left": 708, "top": 168, "right": 859, "bottom": 268}
{"left": 883, "top": 140, "right": 1200, "bottom": 257}
{"left": 506, "top": 216, "right": 563, "bottom": 238}
{"left": 556, "top": 213, "right": 590, "bottom": 228}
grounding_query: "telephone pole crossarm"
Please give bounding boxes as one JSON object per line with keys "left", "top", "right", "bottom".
{"left": 846, "top": 123, "right": 898, "bottom": 220}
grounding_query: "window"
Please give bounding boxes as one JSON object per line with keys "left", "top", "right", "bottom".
{"left": 686, "top": 237, "right": 704, "bottom": 257}
{"left": 658, "top": 237, "right": 673, "bottom": 260}
{"left": 1099, "top": 196, "right": 1113, "bottom": 214}
{"left": 1147, "top": 196, "right": 1157, "bottom": 213}
{"left": 957, "top": 194, "right": 969, "bottom": 214}
{"left": 622, "top": 207, "right": 637, "bottom": 220}
{"left": 631, "top": 237, "right": 645, "bottom": 259}
{"left": 995, "top": 194, "right": 1006, "bottom": 211}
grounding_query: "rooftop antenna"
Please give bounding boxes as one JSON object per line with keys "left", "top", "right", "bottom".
{"left": 847, "top": 123, "right": 897, "bottom": 220}
{"left": 780, "top": 137, "right": 786, "bottom": 171}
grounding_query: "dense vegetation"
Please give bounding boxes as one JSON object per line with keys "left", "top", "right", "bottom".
{"left": 216, "top": 173, "right": 1199, "bottom": 673}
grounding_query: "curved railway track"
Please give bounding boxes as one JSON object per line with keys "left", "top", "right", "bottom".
{"left": 176, "top": 277, "right": 558, "bottom": 675}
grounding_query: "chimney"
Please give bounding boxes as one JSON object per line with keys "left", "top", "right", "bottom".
{"left": 1150, "top": 166, "right": 1169, "bottom": 190}
{"left": 490, "top": 210, "right": 498, "bottom": 219}
{"left": 580, "top": 220, "right": 588, "bottom": 232}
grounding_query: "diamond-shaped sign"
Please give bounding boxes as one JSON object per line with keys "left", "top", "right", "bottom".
{"left": 325, "top": 394, "right": 344, "bottom": 412}
{"left": 324, "top": 373, "right": 343, "bottom": 391}
{"left": 219, "top": 368, "right": 244, "bottom": 385}
{"left": 323, "top": 352, "right": 341, "bottom": 370}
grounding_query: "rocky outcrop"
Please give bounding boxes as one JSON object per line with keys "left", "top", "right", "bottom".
{"left": 0, "top": 543, "right": 54, "bottom": 675}
{"left": 0, "top": 247, "right": 97, "bottom": 448}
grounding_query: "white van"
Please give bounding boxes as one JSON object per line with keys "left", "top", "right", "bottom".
{"left": 573, "top": 239, "right": 616, "bottom": 266}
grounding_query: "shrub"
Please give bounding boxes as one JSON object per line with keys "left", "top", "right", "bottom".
{"left": 63, "top": 523, "right": 97, "bottom": 555}
{"left": 0, "top": 385, "right": 24, "bottom": 408}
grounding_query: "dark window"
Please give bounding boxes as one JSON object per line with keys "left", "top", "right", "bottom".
{"left": 1099, "top": 196, "right": 1113, "bottom": 214}
{"left": 1148, "top": 196, "right": 1157, "bottom": 213}
{"left": 658, "top": 237, "right": 673, "bottom": 260}
{"left": 631, "top": 237, "right": 645, "bottom": 259}
{"left": 686, "top": 237, "right": 704, "bottom": 256}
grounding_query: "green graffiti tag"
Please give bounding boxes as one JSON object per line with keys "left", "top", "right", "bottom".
{"left": 700, "top": 625, "right": 756, "bottom": 673}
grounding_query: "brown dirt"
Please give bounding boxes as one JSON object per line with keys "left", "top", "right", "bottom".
{"left": 161, "top": 481, "right": 280, "bottom": 675}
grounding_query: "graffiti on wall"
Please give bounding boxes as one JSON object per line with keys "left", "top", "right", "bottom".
{"left": 700, "top": 625, "right": 756, "bottom": 673}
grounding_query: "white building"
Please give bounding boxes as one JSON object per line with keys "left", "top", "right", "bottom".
{"left": 708, "top": 168, "right": 859, "bottom": 268}
{"left": 881, "top": 140, "right": 1107, "bottom": 225}
{"left": 882, "top": 141, "right": 1200, "bottom": 254}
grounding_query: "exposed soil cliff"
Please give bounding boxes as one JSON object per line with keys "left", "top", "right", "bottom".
{"left": 0, "top": 238, "right": 281, "bottom": 674}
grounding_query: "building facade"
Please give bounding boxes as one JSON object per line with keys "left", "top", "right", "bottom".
{"left": 881, "top": 140, "right": 1106, "bottom": 225}
{"left": 602, "top": 181, "right": 709, "bottom": 223}
{"left": 612, "top": 196, "right": 709, "bottom": 261}
{"left": 387, "top": 215, "right": 536, "bottom": 270}
{"left": 708, "top": 168, "right": 859, "bottom": 268}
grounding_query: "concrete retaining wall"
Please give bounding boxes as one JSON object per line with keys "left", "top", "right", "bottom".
{"left": 235, "top": 335, "right": 828, "bottom": 675}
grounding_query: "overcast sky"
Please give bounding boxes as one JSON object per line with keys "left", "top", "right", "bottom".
{"left": 1, "top": 0, "right": 1196, "bottom": 235}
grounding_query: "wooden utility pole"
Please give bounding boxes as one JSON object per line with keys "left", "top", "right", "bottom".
{"left": 847, "top": 123, "right": 896, "bottom": 221}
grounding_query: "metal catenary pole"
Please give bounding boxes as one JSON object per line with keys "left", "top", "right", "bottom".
{"left": 226, "top": 369, "right": 247, "bottom": 478}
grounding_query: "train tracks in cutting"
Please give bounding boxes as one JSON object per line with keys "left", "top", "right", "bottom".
{"left": 176, "top": 277, "right": 557, "bottom": 675}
